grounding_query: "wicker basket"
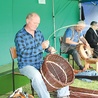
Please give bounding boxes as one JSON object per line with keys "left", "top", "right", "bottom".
{"left": 40, "top": 54, "right": 75, "bottom": 92}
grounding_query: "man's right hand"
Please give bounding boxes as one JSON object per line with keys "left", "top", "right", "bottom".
{"left": 42, "top": 40, "right": 49, "bottom": 49}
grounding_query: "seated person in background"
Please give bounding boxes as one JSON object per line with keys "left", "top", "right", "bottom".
{"left": 61, "top": 21, "right": 90, "bottom": 70}
{"left": 15, "top": 12, "right": 70, "bottom": 98}
{"left": 85, "top": 21, "right": 98, "bottom": 58}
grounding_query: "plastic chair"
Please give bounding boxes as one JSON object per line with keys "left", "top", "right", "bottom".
{"left": 59, "top": 37, "right": 74, "bottom": 68}
{"left": 10, "top": 47, "right": 34, "bottom": 96}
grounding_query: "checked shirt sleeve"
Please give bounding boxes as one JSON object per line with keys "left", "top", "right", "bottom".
{"left": 15, "top": 31, "right": 44, "bottom": 58}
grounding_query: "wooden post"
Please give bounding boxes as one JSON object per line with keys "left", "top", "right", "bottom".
{"left": 84, "top": 61, "right": 89, "bottom": 70}
{"left": 96, "top": 62, "right": 98, "bottom": 72}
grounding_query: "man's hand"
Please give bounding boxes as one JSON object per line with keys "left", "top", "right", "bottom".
{"left": 48, "top": 47, "right": 56, "bottom": 54}
{"left": 42, "top": 40, "right": 49, "bottom": 49}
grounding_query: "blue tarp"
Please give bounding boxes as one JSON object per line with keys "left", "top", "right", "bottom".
{"left": 75, "top": 70, "right": 98, "bottom": 76}
{"left": 75, "top": 70, "right": 98, "bottom": 82}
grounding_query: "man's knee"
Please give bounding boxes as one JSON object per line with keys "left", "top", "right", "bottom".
{"left": 72, "top": 49, "right": 78, "bottom": 55}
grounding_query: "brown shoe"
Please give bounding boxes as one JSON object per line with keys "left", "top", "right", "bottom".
{"left": 89, "top": 65, "right": 94, "bottom": 69}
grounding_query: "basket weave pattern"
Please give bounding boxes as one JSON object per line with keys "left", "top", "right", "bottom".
{"left": 40, "top": 54, "right": 75, "bottom": 92}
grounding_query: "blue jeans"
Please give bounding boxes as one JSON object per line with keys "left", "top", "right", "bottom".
{"left": 57, "top": 86, "right": 70, "bottom": 97}
{"left": 19, "top": 65, "right": 70, "bottom": 98}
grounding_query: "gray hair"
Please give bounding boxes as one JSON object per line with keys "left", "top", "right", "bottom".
{"left": 77, "top": 21, "right": 85, "bottom": 25}
{"left": 26, "top": 13, "right": 39, "bottom": 19}
{"left": 76, "top": 21, "right": 86, "bottom": 27}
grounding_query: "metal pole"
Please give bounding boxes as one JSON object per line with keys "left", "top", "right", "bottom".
{"left": 79, "top": 2, "right": 81, "bottom": 20}
{"left": 52, "top": 0, "right": 56, "bottom": 49}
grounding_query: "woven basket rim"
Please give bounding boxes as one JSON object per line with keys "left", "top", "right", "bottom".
{"left": 41, "top": 54, "right": 75, "bottom": 91}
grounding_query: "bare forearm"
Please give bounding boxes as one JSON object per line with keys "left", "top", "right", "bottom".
{"left": 66, "top": 39, "right": 78, "bottom": 45}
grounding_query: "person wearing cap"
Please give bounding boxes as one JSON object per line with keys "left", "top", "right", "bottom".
{"left": 85, "top": 21, "right": 98, "bottom": 58}
{"left": 61, "top": 21, "right": 90, "bottom": 71}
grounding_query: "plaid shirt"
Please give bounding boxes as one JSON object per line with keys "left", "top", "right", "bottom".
{"left": 14, "top": 26, "right": 48, "bottom": 70}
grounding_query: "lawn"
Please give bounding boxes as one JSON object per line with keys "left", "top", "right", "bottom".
{"left": 0, "top": 78, "right": 98, "bottom": 98}
{"left": 0, "top": 59, "right": 98, "bottom": 98}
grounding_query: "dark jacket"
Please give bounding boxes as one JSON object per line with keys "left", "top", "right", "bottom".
{"left": 85, "top": 28, "right": 98, "bottom": 49}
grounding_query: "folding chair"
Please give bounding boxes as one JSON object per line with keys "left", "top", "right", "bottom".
{"left": 59, "top": 37, "right": 75, "bottom": 68}
{"left": 10, "top": 47, "right": 34, "bottom": 96}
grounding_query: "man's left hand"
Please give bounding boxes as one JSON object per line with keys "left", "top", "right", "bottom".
{"left": 48, "top": 47, "right": 56, "bottom": 54}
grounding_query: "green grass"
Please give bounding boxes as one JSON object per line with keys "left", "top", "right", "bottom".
{"left": 0, "top": 59, "right": 98, "bottom": 98}
{"left": 0, "top": 83, "right": 56, "bottom": 98}
{"left": 71, "top": 79, "right": 98, "bottom": 90}
{"left": 0, "top": 78, "right": 98, "bottom": 98}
